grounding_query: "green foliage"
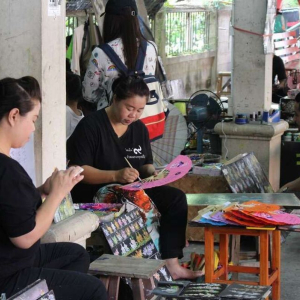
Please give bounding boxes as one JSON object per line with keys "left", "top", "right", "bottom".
{"left": 164, "top": 0, "right": 174, "bottom": 8}
{"left": 165, "top": 11, "right": 214, "bottom": 57}
{"left": 165, "top": 0, "right": 232, "bottom": 9}
{"left": 283, "top": 0, "right": 299, "bottom": 8}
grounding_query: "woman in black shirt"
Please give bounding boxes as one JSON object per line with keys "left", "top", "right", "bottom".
{"left": 0, "top": 77, "right": 107, "bottom": 299}
{"left": 68, "top": 75, "right": 202, "bottom": 280}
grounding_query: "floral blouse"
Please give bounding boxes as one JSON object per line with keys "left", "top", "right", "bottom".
{"left": 82, "top": 38, "right": 157, "bottom": 110}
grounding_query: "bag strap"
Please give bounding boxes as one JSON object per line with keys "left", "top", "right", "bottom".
{"left": 135, "top": 40, "right": 148, "bottom": 74}
{"left": 99, "top": 44, "right": 129, "bottom": 75}
{"left": 100, "top": 41, "right": 148, "bottom": 77}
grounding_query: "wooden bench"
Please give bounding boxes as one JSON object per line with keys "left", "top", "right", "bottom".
{"left": 89, "top": 254, "right": 165, "bottom": 300}
{"left": 274, "top": 30, "right": 300, "bottom": 72}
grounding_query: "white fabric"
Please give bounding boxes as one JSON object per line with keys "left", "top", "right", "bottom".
{"left": 82, "top": 38, "right": 158, "bottom": 110}
{"left": 66, "top": 106, "right": 84, "bottom": 140}
{"left": 71, "top": 24, "right": 85, "bottom": 75}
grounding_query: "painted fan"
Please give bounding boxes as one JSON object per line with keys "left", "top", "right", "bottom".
{"left": 151, "top": 103, "right": 188, "bottom": 167}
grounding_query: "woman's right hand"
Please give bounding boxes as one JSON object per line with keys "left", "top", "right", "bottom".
{"left": 48, "top": 166, "right": 84, "bottom": 201}
{"left": 277, "top": 177, "right": 300, "bottom": 193}
{"left": 115, "top": 167, "right": 139, "bottom": 183}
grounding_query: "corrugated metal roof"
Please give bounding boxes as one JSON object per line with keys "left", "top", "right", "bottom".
{"left": 66, "top": 0, "right": 167, "bottom": 18}
{"left": 144, "top": 0, "right": 166, "bottom": 18}
{"left": 66, "top": 0, "right": 93, "bottom": 12}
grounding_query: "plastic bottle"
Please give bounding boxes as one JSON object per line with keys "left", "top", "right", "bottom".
{"left": 257, "top": 111, "right": 262, "bottom": 123}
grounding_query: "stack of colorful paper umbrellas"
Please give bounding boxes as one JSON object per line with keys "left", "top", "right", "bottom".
{"left": 192, "top": 201, "right": 300, "bottom": 227}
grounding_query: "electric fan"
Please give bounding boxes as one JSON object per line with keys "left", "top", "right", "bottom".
{"left": 187, "top": 90, "right": 223, "bottom": 153}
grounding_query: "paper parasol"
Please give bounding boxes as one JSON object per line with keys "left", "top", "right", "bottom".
{"left": 122, "top": 155, "right": 192, "bottom": 191}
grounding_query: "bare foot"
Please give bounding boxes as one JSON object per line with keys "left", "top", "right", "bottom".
{"left": 185, "top": 239, "right": 189, "bottom": 247}
{"left": 166, "top": 258, "right": 203, "bottom": 280}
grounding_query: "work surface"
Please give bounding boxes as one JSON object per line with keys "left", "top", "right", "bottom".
{"left": 186, "top": 193, "right": 300, "bottom": 209}
{"left": 89, "top": 254, "right": 165, "bottom": 279}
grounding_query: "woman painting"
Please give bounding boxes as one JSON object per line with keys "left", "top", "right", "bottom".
{"left": 68, "top": 75, "right": 202, "bottom": 280}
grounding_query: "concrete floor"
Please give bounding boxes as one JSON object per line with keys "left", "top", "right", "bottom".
{"left": 181, "top": 232, "right": 300, "bottom": 299}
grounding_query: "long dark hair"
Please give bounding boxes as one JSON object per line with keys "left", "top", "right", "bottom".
{"left": 103, "top": 9, "right": 144, "bottom": 70}
{"left": 112, "top": 75, "right": 149, "bottom": 102}
{"left": 0, "top": 76, "right": 41, "bottom": 121}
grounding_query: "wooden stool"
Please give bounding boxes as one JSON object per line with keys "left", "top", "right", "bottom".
{"left": 89, "top": 254, "right": 165, "bottom": 300}
{"left": 204, "top": 227, "right": 281, "bottom": 300}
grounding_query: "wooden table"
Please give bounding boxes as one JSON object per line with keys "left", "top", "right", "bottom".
{"left": 89, "top": 254, "right": 165, "bottom": 300}
{"left": 189, "top": 193, "right": 300, "bottom": 300}
{"left": 187, "top": 193, "right": 300, "bottom": 209}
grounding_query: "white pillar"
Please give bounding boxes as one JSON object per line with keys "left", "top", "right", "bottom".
{"left": 215, "top": 0, "right": 287, "bottom": 191}
{"left": 215, "top": 121, "right": 288, "bottom": 191}
{"left": 230, "top": 0, "right": 273, "bottom": 115}
{"left": 0, "top": 0, "right": 66, "bottom": 186}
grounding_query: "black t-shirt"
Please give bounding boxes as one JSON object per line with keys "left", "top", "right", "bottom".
{"left": 0, "top": 154, "right": 41, "bottom": 279}
{"left": 273, "top": 55, "right": 287, "bottom": 84}
{"left": 67, "top": 109, "right": 153, "bottom": 203}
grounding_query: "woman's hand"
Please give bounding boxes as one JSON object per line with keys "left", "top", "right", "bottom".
{"left": 39, "top": 171, "right": 55, "bottom": 197}
{"left": 139, "top": 164, "right": 156, "bottom": 179}
{"left": 115, "top": 167, "right": 139, "bottom": 183}
{"left": 48, "top": 166, "right": 84, "bottom": 200}
{"left": 10, "top": 166, "right": 84, "bottom": 250}
{"left": 277, "top": 177, "right": 300, "bottom": 192}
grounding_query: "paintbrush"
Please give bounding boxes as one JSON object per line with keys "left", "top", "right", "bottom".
{"left": 124, "top": 157, "right": 142, "bottom": 182}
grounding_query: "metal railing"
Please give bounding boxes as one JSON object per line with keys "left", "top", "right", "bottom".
{"left": 165, "top": 11, "right": 211, "bottom": 57}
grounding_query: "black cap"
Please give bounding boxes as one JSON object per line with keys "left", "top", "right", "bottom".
{"left": 101, "top": 0, "right": 138, "bottom": 17}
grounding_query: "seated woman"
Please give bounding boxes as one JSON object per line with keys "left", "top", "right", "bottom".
{"left": 67, "top": 75, "right": 202, "bottom": 280}
{"left": 0, "top": 77, "right": 107, "bottom": 300}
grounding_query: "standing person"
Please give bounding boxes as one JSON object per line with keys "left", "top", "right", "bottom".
{"left": 68, "top": 75, "right": 202, "bottom": 280}
{"left": 279, "top": 93, "right": 300, "bottom": 193}
{"left": 274, "top": 8, "right": 286, "bottom": 33}
{"left": 0, "top": 77, "right": 107, "bottom": 300}
{"left": 272, "top": 54, "right": 288, "bottom": 103}
{"left": 82, "top": 0, "right": 157, "bottom": 110}
{"left": 66, "top": 71, "right": 84, "bottom": 139}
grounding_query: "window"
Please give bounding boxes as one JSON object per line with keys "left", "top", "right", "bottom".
{"left": 66, "top": 16, "right": 78, "bottom": 37}
{"left": 165, "top": 11, "right": 211, "bottom": 57}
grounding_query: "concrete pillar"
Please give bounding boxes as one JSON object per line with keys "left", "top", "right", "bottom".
{"left": 230, "top": 0, "right": 274, "bottom": 115}
{"left": 215, "top": 121, "right": 288, "bottom": 191}
{"left": 154, "top": 10, "right": 166, "bottom": 61}
{"left": 0, "top": 0, "right": 66, "bottom": 186}
{"left": 215, "top": 0, "right": 287, "bottom": 191}
{"left": 136, "top": 0, "right": 150, "bottom": 27}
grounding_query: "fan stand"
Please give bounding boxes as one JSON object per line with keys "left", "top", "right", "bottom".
{"left": 197, "top": 128, "right": 204, "bottom": 153}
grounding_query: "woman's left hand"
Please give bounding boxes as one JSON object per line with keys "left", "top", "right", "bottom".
{"left": 152, "top": 170, "right": 158, "bottom": 176}
{"left": 40, "top": 168, "right": 58, "bottom": 196}
{"left": 41, "top": 176, "right": 52, "bottom": 196}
